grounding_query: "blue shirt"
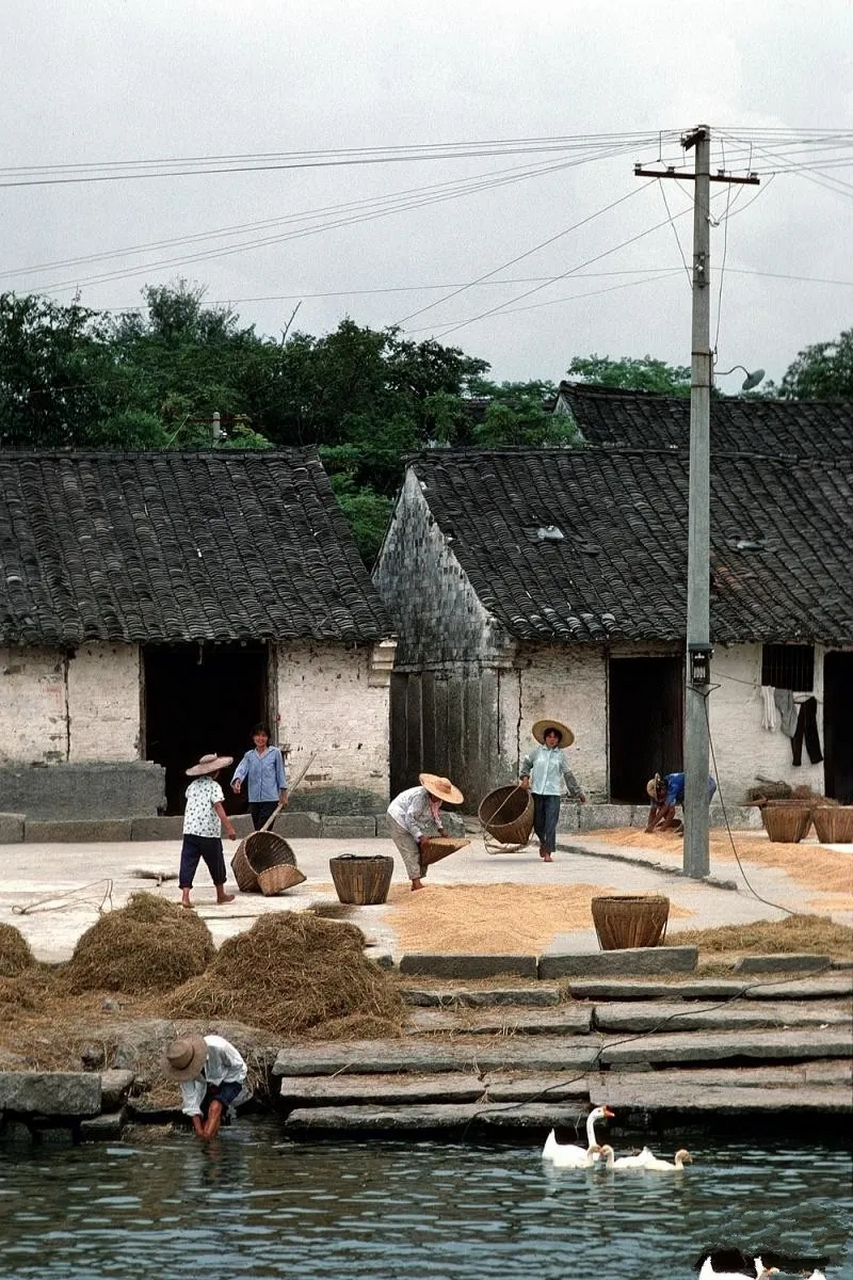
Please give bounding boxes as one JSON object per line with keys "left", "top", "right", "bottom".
{"left": 664, "top": 773, "right": 717, "bottom": 806}
{"left": 231, "top": 746, "right": 287, "bottom": 802}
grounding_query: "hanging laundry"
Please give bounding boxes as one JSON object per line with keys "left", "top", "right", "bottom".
{"left": 792, "top": 696, "right": 823, "bottom": 765}
{"left": 773, "top": 688, "right": 798, "bottom": 737}
{"left": 760, "top": 686, "right": 777, "bottom": 731}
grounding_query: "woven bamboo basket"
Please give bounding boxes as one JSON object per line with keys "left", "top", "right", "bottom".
{"left": 478, "top": 785, "right": 534, "bottom": 846}
{"left": 257, "top": 863, "right": 307, "bottom": 896}
{"left": 761, "top": 801, "right": 813, "bottom": 843}
{"left": 812, "top": 805, "right": 853, "bottom": 844}
{"left": 419, "top": 836, "right": 470, "bottom": 868}
{"left": 329, "top": 854, "right": 394, "bottom": 905}
{"left": 591, "top": 894, "right": 670, "bottom": 951}
{"left": 231, "top": 830, "right": 298, "bottom": 894}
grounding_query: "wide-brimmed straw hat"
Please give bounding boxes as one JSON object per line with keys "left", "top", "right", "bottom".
{"left": 532, "top": 719, "right": 575, "bottom": 746}
{"left": 646, "top": 773, "right": 664, "bottom": 799}
{"left": 163, "top": 1035, "right": 208, "bottom": 1081}
{"left": 186, "top": 753, "right": 234, "bottom": 777}
{"left": 418, "top": 773, "right": 464, "bottom": 805}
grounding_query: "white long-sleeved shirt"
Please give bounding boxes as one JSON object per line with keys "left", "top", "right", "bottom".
{"left": 520, "top": 745, "right": 583, "bottom": 798}
{"left": 179, "top": 1034, "right": 247, "bottom": 1117}
{"left": 387, "top": 785, "right": 442, "bottom": 840}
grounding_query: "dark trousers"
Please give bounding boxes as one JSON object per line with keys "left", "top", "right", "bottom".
{"left": 250, "top": 801, "right": 279, "bottom": 831}
{"left": 532, "top": 794, "right": 561, "bottom": 854}
{"left": 179, "top": 834, "right": 227, "bottom": 888}
{"left": 792, "top": 697, "right": 822, "bottom": 766}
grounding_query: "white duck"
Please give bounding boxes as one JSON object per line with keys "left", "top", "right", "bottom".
{"left": 697, "top": 1256, "right": 778, "bottom": 1280}
{"left": 596, "top": 1143, "right": 693, "bottom": 1171}
{"left": 541, "top": 1105, "right": 614, "bottom": 1167}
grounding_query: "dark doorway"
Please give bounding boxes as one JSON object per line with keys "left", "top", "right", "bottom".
{"left": 823, "top": 651, "right": 853, "bottom": 803}
{"left": 143, "top": 643, "right": 270, "bottom": 815}
{"left": 609, "top": 656, "right": 683, "bottom": 803}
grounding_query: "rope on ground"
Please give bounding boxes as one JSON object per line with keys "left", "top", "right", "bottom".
{"left": 482, "top": 828, "right": 532, "bottom": 856}
{"left": 12, "top": 878, "right": 114, "bottom": 916}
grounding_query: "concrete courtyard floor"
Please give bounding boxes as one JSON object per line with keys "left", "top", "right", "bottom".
{"left": 2, "top": 827, "right": 851, "bottom": 964}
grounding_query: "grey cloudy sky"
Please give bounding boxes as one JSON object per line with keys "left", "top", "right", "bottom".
{"left": 2, "top": 0, "right": 851, "bottom": 390}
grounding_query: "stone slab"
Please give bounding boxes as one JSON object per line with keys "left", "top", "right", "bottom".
{"left": 539, "top": 945, "right": 698, "bottom": 979}
{"left": 0, "top": 1071, "right": 101, "bottom": 1115}
{"left": 402, "top": 986, "right": 562, "bottom": 1008}
{"left": 131, "top": 816, "right": 185, "bottom": 841}
{"left": 320, "top": 817, "right": 378, "bottom": 838}
{"left": 25, "top": 820, "right": 133, "bottom": 843}
{"left": 592, "top": 1001, "right": 852, "bottom": 1034}
{"left": 0, "top": 813, "right": 25, "bottom": 843}
{"left": 271, "top": 812, "right": 322, "bottom": 838}
{"left": 399, "top": 954, "right": 539, "bottom": 979}
{"left": 272, "top": 1037, "right": 605, "bottom": 1077}
{"left": 589, "top": 1082, "right": 852, "bottom": 1113}
{"left": 734, "top": 954, "right": 832, "bottom": 973}
{"left": 278, "top": 1073, "right": 487, "bottom": 1107}
{"left": 80, "top": 1108, "right": 128, "bottom": 1138}
{"left": 407, "top": 1006, "right": 592, "bottom": 1036}
{"left": 599, "top": 1028, "right": 853, "bottom": 1067}
{"left": 597, "top": 1063, "right": 853, "bottom": 1090}
{"left": 568, "top": 976, "right": 853, "bottom": 1002}
{"left": 0, "top": 762, "right": 165, "bottom": 821}
{"left": 100, "top": 1069, "right": 136, "bottom": 1109}
{"left": 284, "top": 1102, "right": 587, "bottom": 1131}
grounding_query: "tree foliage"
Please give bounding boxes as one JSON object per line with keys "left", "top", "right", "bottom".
{"left": 566, "top": 353, "right": 692, "bottom": 396}
{"left": 779, "top": 328, "right": 853, "bottom": 400}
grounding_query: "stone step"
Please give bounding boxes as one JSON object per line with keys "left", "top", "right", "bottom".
{"left": 284, "top": 1102, "right": 590, "bottom": 1131}
{"left": 599, "top": 1027, "right": 853, "bottom": 1067}
{"left": 278, "top": 1071, "right": 592, "bottom": 1108}
{"left": 568, "top": 975, "right": 853, "bottom": 1002}
{"left": 592, "top": 1001, "right": 852, "bottom": 1034}
{"left": 406, "top": 1006, "right": 592, "bottom": 1036}
{"left": 401, "top": 985, "right": 562, "bottom": 1008}
{"left": 589, "top": 1082, "right": 852, "bottom": 1114}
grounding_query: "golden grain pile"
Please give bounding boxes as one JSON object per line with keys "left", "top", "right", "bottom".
{"left": 61, "top": 892, "right": 215, "bottom": 995}
{"left": 0, "top": 922, "right": 35, "bottom": 977}
{"left": 165, "top": 912, "right": 405, "bottom": 1037}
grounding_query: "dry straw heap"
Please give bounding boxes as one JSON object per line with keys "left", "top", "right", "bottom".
{"left": 166, "top": 912, "right": 405, "bottom": 1037}
{"left": 0, "top": 922, "right": 36, "bottom": 978}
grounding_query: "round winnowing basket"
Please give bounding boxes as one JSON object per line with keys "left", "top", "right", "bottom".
{"left": 761, "top": 801, "right": 813, "bottom": 843}
{"left": 478, "top": 785, "right": 534, "bottom": 848}
{"left": 231, "top": 831, "right": 298, "bottom": 893}
{"left": 257, "top": 863, "right": 306, "bottom": 896}
{"left": 812, "top": 805, "right": 853, "bottom": 844}
{"left": 329, "top": 854, "right": 394, "bottom": 905}
{"left": 419, "top": 837, "right": 470, "bottom": 868}
{"left": 591, "top": 894, "right": 670, "bottom": 951}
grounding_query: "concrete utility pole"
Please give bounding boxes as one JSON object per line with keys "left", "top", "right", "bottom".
{"left": 636, "top": 127, "right": 758, "bottom": 879}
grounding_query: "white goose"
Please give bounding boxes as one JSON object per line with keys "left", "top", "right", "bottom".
{"left": 596, "top": 1143, "right": 693, "bottom": 1171}
{"left": 541, "top": 1105, "right": 614, "bottom": 1167}
{"left": 697, "top": 1256, "right": 778, "bottom": 1280}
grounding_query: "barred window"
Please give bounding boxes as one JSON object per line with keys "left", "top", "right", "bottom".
{"left": 761, "top": 644, "right": 814, "bottom": 691}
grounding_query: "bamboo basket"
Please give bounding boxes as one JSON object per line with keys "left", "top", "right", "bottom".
{"left": 231, "top": 830, "right": 298, "bottom": 894}
{"left": 329, "top": 854, "right": 394, "bottom": 905}
{"left": 419, "top": 836, "right": 470, "bottom": 868}
{"left": 761, "top": 801, "right": 813, "bottom": 843}
{"left": 257, "top": 863, "right": 307, "bottom": 895}
{"left": 591, "top": 894, "right": 670, "bottom": 951}
{"left": 812, "top": 805, "right": 853, "bottom": 844}
{"left": 478, "top": 785, "right": 534, "bottom": 847}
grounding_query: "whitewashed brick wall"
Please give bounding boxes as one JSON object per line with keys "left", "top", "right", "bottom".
{"left": 66, "top": 644, "right": 140, "bottom": 761}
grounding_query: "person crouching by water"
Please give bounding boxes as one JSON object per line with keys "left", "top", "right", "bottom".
{"left": 518, "top": 719, "right": 586, "bottom": 862}
{"left": 387, "top": 773, "right": 464, "bottom": 891}
{"left": 179, "top": 753, "right": 238, "bottom": 908}
{"left": 230, "top": 722, "right": 288, "bottom": 831}
{"left": 164, "top": 1034, "right": 250, "bottom": 1139}
{"left": 645, "top": 771, "right": 717, "bottom": 834}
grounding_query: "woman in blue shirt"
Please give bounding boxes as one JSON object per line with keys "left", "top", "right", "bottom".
{"left": 518, "top": 718, "right": 585, "bottom": 862}
{"left": 231, "top": 723, "right": 288, "bottom": 830}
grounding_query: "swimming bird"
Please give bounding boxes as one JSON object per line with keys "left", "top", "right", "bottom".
{"left": 541, "top": 1105, "right": 614, "bottom": 1167}
{"left": 595, "top": 1143, "right": 692, "bottom": 1171}
{"left": 695, "top": 1254, "right": 778, "bottom": 1280}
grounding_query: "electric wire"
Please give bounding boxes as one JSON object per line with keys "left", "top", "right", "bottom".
{"left": 656, "top": 178, "right": 692, "bottom": 288}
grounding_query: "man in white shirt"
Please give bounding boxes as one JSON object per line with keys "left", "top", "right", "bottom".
{"left": 163, "top": 1033, "right": 249, "bottom": 1139}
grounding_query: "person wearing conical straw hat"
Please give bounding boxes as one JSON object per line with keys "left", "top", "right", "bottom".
{"left": 179, "top": 753, "right": 238, "bottom": 908}
{"left": 163, "top": 1033, "right": 250, "bottom": 1140}
{"left": 518, "top": 719, "right": 585, "bottom": 862}
{"left": 387, "top": 773, "right": 464, "bottom": 891}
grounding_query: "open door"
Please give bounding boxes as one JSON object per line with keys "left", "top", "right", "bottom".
{"left": 609, "top": 656, "right": 683, "bottom": 803}
{"left": 823, "top": 651, "right": 853, "bottom": 802}
{"left": 143, "top": 642, "right": 270, "bottom": 814}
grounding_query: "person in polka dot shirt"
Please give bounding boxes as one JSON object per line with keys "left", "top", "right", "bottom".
{"left": 179, "top": 753, "right": 238, "bottom": 908}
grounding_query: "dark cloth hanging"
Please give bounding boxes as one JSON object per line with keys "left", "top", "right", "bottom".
{"left": 791, "top": 696, "right": 823, "bottom": 765}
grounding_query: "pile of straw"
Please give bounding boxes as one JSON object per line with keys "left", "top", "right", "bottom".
{"left": 165, "top": 911, "right": 405, "bottom": 1037}
{"left": 0, "top": 923, "right": 35, "bottom": 977}
{"left": 62, "top": 892, "right": 215, "bottom": 996}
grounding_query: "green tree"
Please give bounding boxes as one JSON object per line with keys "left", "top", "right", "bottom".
{"left": 465, "top": 377, "right": 579, "bottom": 446}
{"left": 780, "top": 328, "right": 853, "bottom": 400}
{"left": 566, "top": 353, "right": 692, "bottom": 395}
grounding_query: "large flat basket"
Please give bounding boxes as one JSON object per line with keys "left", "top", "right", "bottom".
{"left": 591, "top": 894, "right": 670, "bottom": 951}
{"left": 419, "top": 836, "right": 470, "bottom": 868}
{"left": 231, "top": 830, "right": 299, "bottom": 894}
{"left": 478, "top": 785, "right": 534, "bottom": 849}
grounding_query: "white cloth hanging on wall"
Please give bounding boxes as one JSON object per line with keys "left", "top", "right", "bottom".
{"left": 760, "top": 685, "right": 777, "bottom": 732}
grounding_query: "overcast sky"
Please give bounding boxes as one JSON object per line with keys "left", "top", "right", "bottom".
{"left": 2, "top": 1, "right": 851, "bottom": 391}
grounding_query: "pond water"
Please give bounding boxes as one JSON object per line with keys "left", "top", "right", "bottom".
{"left": 0, "top": 1124, "right": 850, "bottom": 1280}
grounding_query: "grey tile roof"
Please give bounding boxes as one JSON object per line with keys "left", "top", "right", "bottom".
{"left": 408, "top": 444, "right": 853, "bottom": 645}
{"left": 558, "top": 382, "right": 853, "bottom": 456}
{"left": 0, "top": 450, "right": 390, "bottom": 646}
